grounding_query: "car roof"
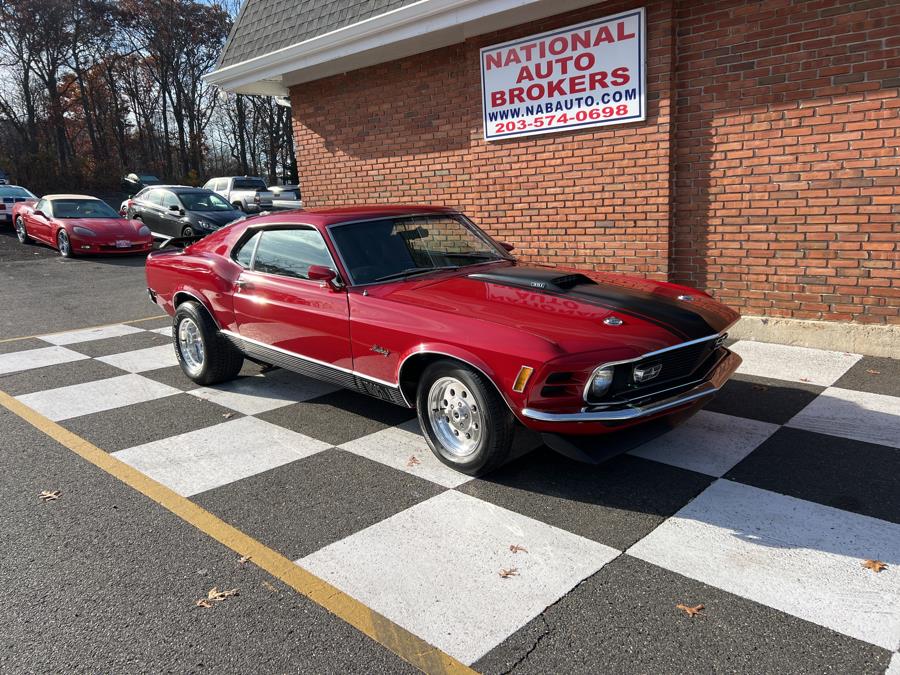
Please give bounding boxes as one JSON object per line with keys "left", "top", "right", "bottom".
{"left": 249, "top": 204, "right": 459, "bottom": 227}
{"left": 44, "top": 194, "right": 101, "bottom": 201}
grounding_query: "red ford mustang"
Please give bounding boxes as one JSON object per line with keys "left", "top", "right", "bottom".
{"left": 145, "top": 206, "right": 741, "bottom": 475}
{"left": 13, "top": 194, "right": 153, "bottom": 257}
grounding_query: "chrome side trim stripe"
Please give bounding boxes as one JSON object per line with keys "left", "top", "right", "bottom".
{"left": 220, "top": 330, "right": 400, "bottom": 389}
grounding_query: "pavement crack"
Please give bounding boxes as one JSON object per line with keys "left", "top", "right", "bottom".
{"left": 501, "top": 613, "right": 550, "bottom": 675}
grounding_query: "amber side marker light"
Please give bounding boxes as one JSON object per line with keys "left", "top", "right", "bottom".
{"left": 513, "top": 366, "right": 534, "bottom": 393}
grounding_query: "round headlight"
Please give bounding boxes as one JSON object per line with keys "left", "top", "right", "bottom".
{"left": 588, "top": 366, "right": 614, "bottom": 399}
{"left": 137, "top": 225, "right": 151, "bottom": 236}
{"left": 72, "top": 226, "right": 95, "bottom": 237}
{"left": 196, "top": 219, "right": 215, "bottom": 230}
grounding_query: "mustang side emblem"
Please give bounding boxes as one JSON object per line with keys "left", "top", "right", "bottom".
{"left": 633, "top": 362, "right": 662, "bottom": 383}
{"left": 603, "top": 316, "right": 623, "bottom": 326}
{"left": 370, "top": 345, "right": 390, "bottom": 357}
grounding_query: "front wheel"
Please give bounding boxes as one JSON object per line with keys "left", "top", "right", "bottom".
{"left": 173, "top": 301, "right": 243, "bottom": 385}
{"left": 15, "top": 216, "right": 31, "bottom": 244}
{"left": 416, "top": 359, "right": 515, "bottom": 476}
{"left": 57, "top": 229, "right": 72, "bottom": 257}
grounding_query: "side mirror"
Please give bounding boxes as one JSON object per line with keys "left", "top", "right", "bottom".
{"left": 169, "top": 204, "right": 181, "bottom": 212}
{"left": 33, "top": 210, "right": 46, "bottom": 218}
{"left": 307, "top": 265, "right": 341, "bottom": 290}
{"left": 499, "top": 241, "right": 515, "bottom": 252}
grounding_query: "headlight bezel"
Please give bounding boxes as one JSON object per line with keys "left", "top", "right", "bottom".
{"left": 137, "top": 224, "right": 151, "bottom": 236}
{"left": 584, "top": 365, "right": 615, "bottom": 401}
{"left": 195, "top": 218, "right": 216, "bottom": 230}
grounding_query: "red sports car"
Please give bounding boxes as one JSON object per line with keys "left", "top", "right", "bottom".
{"left": 145, "top": 206, "right": 741, "bottom": 475}
{"left": 13, "top": 194, "right": 153, "bottom": 257}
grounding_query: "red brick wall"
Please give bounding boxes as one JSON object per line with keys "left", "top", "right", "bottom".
{"left": 290, "top": 0, "right": 900, "bottom": 324}
{"left": 671, "top": 0, "right": 900, "bottom": 324}
{"left": 291, "top": 0, "right": 677, "bottom": 280}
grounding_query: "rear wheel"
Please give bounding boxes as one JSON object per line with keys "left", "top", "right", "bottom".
{"left": 181, "top": 226, "right": 194, "bottom": 238}
{"left": 15, "top": 216, "right": 31, "bottom": 244}
{"left": 416, "top": 360, "right": 515, "bottom": 476}
{"left": 173, "top": 301, "right": 243, "bottom": 385}
{"left": 57, "top": 229, "right": 72, "bottom": 257}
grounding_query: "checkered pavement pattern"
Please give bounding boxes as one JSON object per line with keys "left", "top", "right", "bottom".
{"left": 2, "top": 319, "right": 898, "bottom": 673}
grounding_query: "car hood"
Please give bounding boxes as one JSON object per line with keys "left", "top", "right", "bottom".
{"left": 64, "top": 218, "right": 145, "bottom": 238}
{"left": 378, "top": 263, "right": 740, "bottom": 357}
{"left": 191, "top": 210, "right": 241, "bottom": 227}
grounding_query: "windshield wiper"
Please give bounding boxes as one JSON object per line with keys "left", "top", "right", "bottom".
{"left": 373, "top": 265, "right": 459, "bottom": 283}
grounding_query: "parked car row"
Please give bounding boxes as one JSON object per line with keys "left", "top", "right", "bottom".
{"left": 123, "top": 186, "right": 244, "bottom": 239}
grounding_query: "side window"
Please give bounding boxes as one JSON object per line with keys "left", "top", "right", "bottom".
{"left": 161, "top": 191, "right": 180, "bottom": 210}
{"left": 146, "top": 190, "right": 164, "bottom": 206}
{"left": 218, "top": 179, "right": 228, "bottom": 192}
{"left": 202, "top": 180, "right": 213, "bottom": 190}
{"left": 234, "top": 231, "right": 260, "bottom": 268}
{"left": 252, "top": 229, "right": 333, "bottom": 280}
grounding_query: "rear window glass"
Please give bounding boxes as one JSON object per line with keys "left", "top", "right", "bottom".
{"left": 233, "top": 178, "right": 267, "bottom": 190}
{"left": 0, "top": 186, "right": 34, "bottom": 199}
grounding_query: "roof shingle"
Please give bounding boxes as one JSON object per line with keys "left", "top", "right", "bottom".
{"left": 219, "top": 0, "right": 420, "bottom": 69}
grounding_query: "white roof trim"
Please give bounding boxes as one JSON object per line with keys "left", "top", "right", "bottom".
{"left": 205, "top": 0, "right": 601, "bottom": 95}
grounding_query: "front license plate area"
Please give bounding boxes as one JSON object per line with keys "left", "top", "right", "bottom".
{"left": 115, "top": 240, "right": 131, "bottom": 248}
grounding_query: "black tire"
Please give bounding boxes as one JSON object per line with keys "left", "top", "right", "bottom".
{"left": 57, "top": 229, "right": 73, "bottom": 257}
{"left": 172, "top": 301, "right": 243, "bottom": 385}
{"left": 233, "top": 202, "right": 245, "bottom": 212}
{"left": 416, "top": 359, "right": 515, "bottom": 476}
{"left": 14, "top": 216, "right": 31, "bottom": 244}
{"left": 181, "top": 226, "right": 194, "bottom": 238}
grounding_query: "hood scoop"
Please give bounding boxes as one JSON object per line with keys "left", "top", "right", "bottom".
{"left": 468, "top": 267, "right": 596, "bottom": 292}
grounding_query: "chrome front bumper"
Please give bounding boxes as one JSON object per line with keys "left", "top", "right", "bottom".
{"left": 522, "top": 350, "right": 742, "bottom": 423}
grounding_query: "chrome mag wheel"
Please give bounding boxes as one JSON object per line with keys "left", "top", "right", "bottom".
{"left": 177, "top": 317, "right": 205, "bottom": 376}
{"left": 427, "top": 376, "right": 483, "bottom": 458}
{"left": 15, "top": 217, "right": 27, "bottom": 243}
{"left": 57, "top": 230, "right": 70, "bottom": 256}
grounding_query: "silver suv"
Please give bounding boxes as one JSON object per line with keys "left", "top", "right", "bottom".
{"left": 203, "top": 176, "right": 274, "bottom": 213}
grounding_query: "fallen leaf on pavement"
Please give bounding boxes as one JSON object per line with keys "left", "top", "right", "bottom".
{"left": 39, "top": 491, "right": 61, "bottom": 502}
{"left": 863, "top": 559, "right": 887, "bottom": 573}
{"left": 676, "top": 603, "right": 704, "bottom": 618}
{"left": 222, "top": 412, "right": 235, "bottom": 419}
{"left": 499, "top": 567, "right": 518, "bottom": 579}
{"left": 799, "top": 377, "right": 811, "bottom": 382}
{"left": 865, "top": 369, "right": 881, "bottom": 375}
{"left": 509, "top": 544, "right": 528, "bottom": 554}
{"left": 262, "top": 581, "right": 280, "bottom": 593}
{"left": 207, "top": 586, "right": 239, "bottom": 602}
{"left": 406, "top": 455, "right": 421, "bottom": 467}
{"left": 752, "top": 384, "right": 768, "bottom": 392}
{"left": 238, "top": 555, "right": 251, "bottom": 565}
{"left": 195, "top": 599, "right": 213, "bottom": 608}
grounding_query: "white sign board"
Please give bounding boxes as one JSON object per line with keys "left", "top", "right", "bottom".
{"left": 480, "top": 8, "right": 646, "bottom": 141}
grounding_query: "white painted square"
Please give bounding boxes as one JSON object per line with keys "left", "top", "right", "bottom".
{"left": 339, "top": 419, "right": 471, "bottom": 489}
{"left": 0, "top": 346, "right": 88, "bottom": 375}
{"left": 299, "top": 490, "right": 619, "bottom": 665}
{"left": 97, "top": 345, "right": 178, "bottom": 373}
{"left": 787, "top": 387, "right": 900, "bottom": 449}
{"left": 16, "top": 374, "right": 179, "bottom": 421}
{"left": 730, "top": 340, "right": 861, "bottom": 386}
{"left": 886, "top": 652, "right": 900, "bottom": 675}
{"left": 628, "top": 410, "right": 779, "bottom": 477}
{"left": 149, "top": 326, "right": 173, "bottom": 337}
{"left": 113, "top": 416, "right": 330, "bottom": 496}
{"left": 188, "top": 370, "right": 337, "bottom": 415}
{"left": 628, "top": 479, "right": 900, "bottom": 651}
{"left": 39, "top": 323, "right": 146, "bottom": 345}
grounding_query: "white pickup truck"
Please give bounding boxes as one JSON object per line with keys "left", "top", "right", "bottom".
{"left": 203, "top": 176, "right": 274, "bottom": 213}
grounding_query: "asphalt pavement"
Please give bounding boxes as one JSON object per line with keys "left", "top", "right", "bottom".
{"left": 0, "top": 224, "right": 897, "bottom": 674}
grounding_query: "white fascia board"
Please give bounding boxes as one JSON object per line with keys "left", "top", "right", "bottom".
{"left": 205, "top": 0, "right": 601, "bottom": 95}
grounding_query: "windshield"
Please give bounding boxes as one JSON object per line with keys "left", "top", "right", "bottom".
{"left": 329, "top": 214, "right": 510, "bottom": 285}
{"left": 52, "top": 199, "right": 120, "bottom": 219}
{"left": 0, "top": 186, "right": 35, "bottom": 199}
{"left": 178, "top": 191, "right": 234, "bottom": 212}
{"left": 233, "top": 178, "right": 267, "bottom": 190}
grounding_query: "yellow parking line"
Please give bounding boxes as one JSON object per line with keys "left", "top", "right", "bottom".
{"left": 0, "top": 316, "right": 166, "bottom": 345}
{"left": 0, "top": 389, "right": 475, "bottom": 675}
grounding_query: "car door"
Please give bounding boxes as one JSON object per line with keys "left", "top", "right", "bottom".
{"left": 158, "top": 191, "right": 184, "bottom": 237}
{"left": 231, "top": 227, "right": 353, "bottom": 371}
{"left": 27, "top": 199, "right": 52, "bottom": 242}
{"left": 138, "top": 189, "right": 164, "bottom": 233}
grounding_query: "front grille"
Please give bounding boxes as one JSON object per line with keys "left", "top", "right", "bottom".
{"left": 589, "top": 337, "right": 722, "bottom": 403}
